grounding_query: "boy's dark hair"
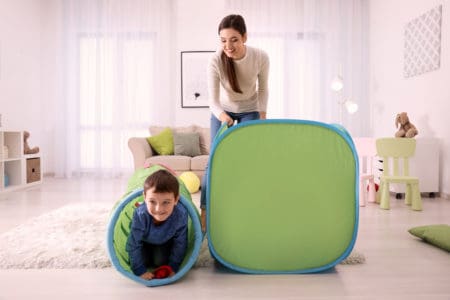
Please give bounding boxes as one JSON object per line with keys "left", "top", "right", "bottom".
{"left": 143, "top": 169, "right": 179, "bottom": 198}
{"left": 218, "top": 14, "right": 247, "bottom": 94}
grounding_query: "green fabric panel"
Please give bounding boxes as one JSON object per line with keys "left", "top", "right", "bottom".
{"left": 113, "top": 195, "right": 143, "bottom": 272}
{"left": 208, "top": 123, "right": 357, "bottom": 271}
{"left": 112, "top": 165, "right": 195, "bottom": 273}
{"left": 126, "top": 165, "right": 164, "bottom": 193}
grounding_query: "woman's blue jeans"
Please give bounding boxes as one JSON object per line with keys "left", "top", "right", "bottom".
{"left": 200, "top": 111, "right": 260, "bottom": 209}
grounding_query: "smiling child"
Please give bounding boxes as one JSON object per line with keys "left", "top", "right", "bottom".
{"left": 126, "top": 169, "right": 188, "bottom": 280}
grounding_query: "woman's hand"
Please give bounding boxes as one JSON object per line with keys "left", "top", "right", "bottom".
{"left": 140, "top": 271, "right": 155, "bottom": 280}
{"left": 259, "top": 111, "right": 267, "bottom": 120}
{"left": 219, "top": 112, "right": 234, "bottom": 126}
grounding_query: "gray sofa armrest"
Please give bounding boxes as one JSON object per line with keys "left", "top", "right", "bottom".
{"left": 128, "top": 137, "right": 154, "bottom": 170}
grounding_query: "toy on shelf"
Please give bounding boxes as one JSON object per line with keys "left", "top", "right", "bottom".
{"left": 4, "top": 174, "right": 10, "bottom": 187}
{"left": 23, "top": 131, "right": 39, "bottom": 154}
{"left": 395, "top": 112, "right": 418, "bottom": 138}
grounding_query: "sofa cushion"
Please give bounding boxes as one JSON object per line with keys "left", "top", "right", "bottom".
{"left": 191, "top": 155, "right": 209, "bottom": 171}
{"left": 150, "top": 125, "right": 210, "bottom": 154}
{"left": 408, "top": 224, "right": 450, "bottom": 252}
{"left": 194, "top": 126, "right": 211, "bottom": 155}
{"left": 146, "top": 155, "right": 191, "bottom": 171}
{"left": 173, "top": 132, "right": 201, "bottom": 157}
{"left": 146, "top": 127, "right": 174, "bottom": 155}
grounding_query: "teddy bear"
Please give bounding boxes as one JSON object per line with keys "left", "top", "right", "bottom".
{"left": 395, "top": 112, "right": 418, "bottom": 138}
{"left": 23, "top": 131, "right": 40, "bottom": 154}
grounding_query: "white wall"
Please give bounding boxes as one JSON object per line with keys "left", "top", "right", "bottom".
{"left": 368, "top": 0, "right": 450, "bottom": 195}
{"left": 40, "top": 0, "right": 63, "bottom": 176}
{"left": 0, "top": 0, "right": 51, "bottom": 171}
{"left": 0, "top": 2, "right": 42, "bottom": 130}
{"left": 173, "top": 0, "right": 226, "bottom": 127}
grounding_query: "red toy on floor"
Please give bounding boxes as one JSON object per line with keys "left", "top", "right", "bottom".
{"left": 153, "top": 265, "right": 174, "bottom": 279}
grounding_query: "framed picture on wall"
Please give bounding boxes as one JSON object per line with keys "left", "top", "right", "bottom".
{"left": 181, "top": 51, "right": 214, "bottom": 108}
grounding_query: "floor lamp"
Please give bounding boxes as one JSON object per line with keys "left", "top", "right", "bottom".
{"left": 330, "top": 75, "right": 358, "bottom": 124}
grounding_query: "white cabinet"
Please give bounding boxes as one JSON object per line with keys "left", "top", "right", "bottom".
{"left": 1, "top": 130, "right": 42, "bottom": 193}
{"left": 375, "top": 138, "right": 440, "bottom": 196}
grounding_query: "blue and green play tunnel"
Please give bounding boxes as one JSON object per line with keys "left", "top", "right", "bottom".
{"left": 107, "top": 165, "right": 203, "bottom": 287}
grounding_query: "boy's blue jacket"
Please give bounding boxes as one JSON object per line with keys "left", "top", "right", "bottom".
{"left": 126, "top": 203, "right": 188, "bottom": 276}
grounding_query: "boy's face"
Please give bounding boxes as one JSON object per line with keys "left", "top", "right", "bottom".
{"left": 144, "top": 188, "right": 179, "bottom": 223}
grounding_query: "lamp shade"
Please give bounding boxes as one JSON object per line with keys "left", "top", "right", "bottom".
{"left": 344, "top": 100, "right": 358, "bottom": 114}
{"left": 330, "top": 76, "right": 344, "bottom": 92}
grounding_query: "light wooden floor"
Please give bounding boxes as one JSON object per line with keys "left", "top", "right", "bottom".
{"left": 0, "top": 177, "right": 449, "bottom": 300}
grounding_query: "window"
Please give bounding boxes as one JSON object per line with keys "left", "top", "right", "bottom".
{"left": 78, "top": 34, "right": 153, "bottom": 172}
{"left": 250, "top": 33, "right": 322, "bottom": 119}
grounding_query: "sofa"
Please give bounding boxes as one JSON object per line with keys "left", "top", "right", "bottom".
{"left": 128, "top": 125, "right": 210, "bottom": 181}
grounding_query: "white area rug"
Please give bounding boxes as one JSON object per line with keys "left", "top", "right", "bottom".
{"left": 0, "top": 204, "right": 364, "bottom": 269}
{"left": 0, "top": 203, "right": 112, "bottom": 269}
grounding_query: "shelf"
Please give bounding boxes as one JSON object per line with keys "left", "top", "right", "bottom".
{"left": 3, "top": 131, "right": 22, "bottom": 158}
{"left": 4, "top": 159, "right": 22, "bottom": 186}
{"left": 1, "top": 130, "right": 42, "bottom": 193}
{"left": 1, "top": 157, "right": 22, "bottom": 162}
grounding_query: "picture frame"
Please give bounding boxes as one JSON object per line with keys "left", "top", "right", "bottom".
{"left": 403, "top": 5, "right": 442, "bottom": 78}
{"left": 181, "top": 51, "right": 214, "bottom": 108}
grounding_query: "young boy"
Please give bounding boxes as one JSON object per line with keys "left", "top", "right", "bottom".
{"left": 126, "top": 169, "right": 188, "bottom": 280}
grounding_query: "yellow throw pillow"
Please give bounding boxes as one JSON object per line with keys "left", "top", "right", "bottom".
{"left": 146, "top": 127, "right": 174, "bottom": 155}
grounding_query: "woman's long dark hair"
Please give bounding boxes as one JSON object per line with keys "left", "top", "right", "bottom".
{"left": 218, "top": 14, "right": 247, "bottom": 94}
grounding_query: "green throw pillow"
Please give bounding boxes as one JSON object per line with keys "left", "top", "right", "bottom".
{"left": 408, "top": 224, "right": 450, "bottom": 252}
{"left": 146, "top": 127, "right": 174, "bottom": 155}
{"left": 173, "top": 132, "right": 201, "bottom": 157}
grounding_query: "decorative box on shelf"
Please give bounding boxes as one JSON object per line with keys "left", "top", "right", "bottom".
{"left": 26, "top": 157, "right": 41, "bottom": 183}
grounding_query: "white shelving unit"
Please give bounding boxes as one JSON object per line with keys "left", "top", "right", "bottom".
{"left": 1, "top": 130, "right": 42, "bottom": 193}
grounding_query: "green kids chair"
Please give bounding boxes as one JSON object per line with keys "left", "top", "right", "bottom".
{"left": 375, "top": 137, "right": 422, "bottom": 211}
{"left": 205, "top": 119, "right": 359, "bottom": 274}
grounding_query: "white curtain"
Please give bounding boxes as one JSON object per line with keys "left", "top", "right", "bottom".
{"left": 56, "top": 0, "right": 173, "bottom": 178}
{"left": 225, "top": 0, "right": 369, "bottom": 136}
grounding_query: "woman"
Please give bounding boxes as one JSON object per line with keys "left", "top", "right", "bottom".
{"left": 208, "top": 14, "right": 269, "bottom": 138}
{"left": 201, "top": 14, "right": 270, "bottom": 231}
